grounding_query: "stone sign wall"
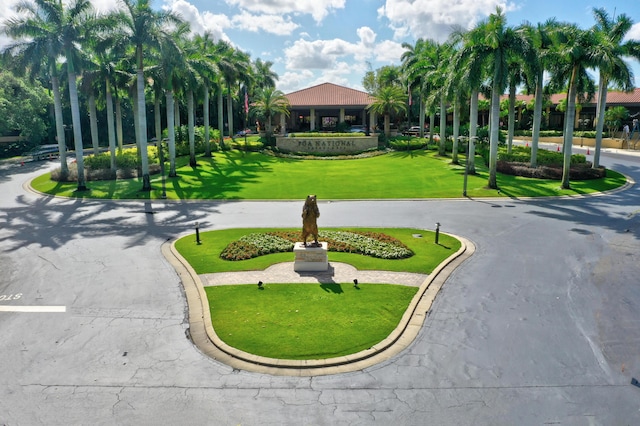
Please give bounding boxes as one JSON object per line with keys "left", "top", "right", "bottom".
{"left": 276, "top": 135, "right": 379, "bottom": 154}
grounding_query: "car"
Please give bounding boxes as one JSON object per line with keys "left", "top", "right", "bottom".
{"left": 402, "top": 126, "right": 423, "bottom": 136}
{"left": 349, "top": 125, "right": 367, "bottom": 133}
{"left": 25, "top": 144, "right": 64, "bottom": 161}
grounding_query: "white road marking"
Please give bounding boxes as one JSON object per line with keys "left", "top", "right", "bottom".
{"left": 0, "top": 306, "right": 66, "bottom": 313}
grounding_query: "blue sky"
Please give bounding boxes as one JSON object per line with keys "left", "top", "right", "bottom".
{"left": 2, "top": 0, "right": 640, "bottom": 93}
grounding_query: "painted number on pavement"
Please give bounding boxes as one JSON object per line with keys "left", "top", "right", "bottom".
{"left": 0, "top": 293, "right": 22, "bottom": 301}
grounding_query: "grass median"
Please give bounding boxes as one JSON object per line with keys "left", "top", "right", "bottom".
{"left": 175, "top": 227, "right": 460, "bottom": 359}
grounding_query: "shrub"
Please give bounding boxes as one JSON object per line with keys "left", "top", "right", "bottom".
{"left": 50, "top": 161, "right": 161, "bottom": 182}
{"left": 389, "top": 138, "right": 427, "bottom": 151}
{"left": 228, "top": 139, "right": 264, "bottom": 151}
{"left": 498, "top": 146, "right": 585, "bottom": 166}
{"left": 497, "top": 161, "right": 606, "bottom": 180}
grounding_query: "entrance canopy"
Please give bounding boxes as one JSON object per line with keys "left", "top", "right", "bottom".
{"left": 283, "top": 83, "right": 375, "bottom": 132}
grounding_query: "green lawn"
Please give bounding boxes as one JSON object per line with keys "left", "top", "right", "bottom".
{"left": 30, "top": 149, "right": 627, "bottom": 199}
{"left": 174, "top": 227, "right": 461, "bottom": 274}
{"left": 206, "top": 283, "right": 418, "bottom": 359}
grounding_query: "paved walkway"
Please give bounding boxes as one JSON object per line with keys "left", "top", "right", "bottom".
{"left": 200, "top": 262, "right": 428, "bottom": 287}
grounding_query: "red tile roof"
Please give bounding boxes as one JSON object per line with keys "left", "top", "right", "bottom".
{"left": 504, "top": 88, "right": 640, "bottom": 105}
{"left": 285, "top": 83, "right": 374, "bottom": 107}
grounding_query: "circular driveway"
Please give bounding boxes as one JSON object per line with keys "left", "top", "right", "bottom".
{"left": 1, "top": 146, "right": 639, "bottom": 425}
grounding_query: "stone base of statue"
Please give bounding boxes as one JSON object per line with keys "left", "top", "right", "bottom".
{"left": 293, "top": 242, "right": 328, "bottom": 272}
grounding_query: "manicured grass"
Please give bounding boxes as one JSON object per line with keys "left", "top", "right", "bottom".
{"left": 205, "top": 283, "right": 418, "bottom": 359}
{"left": 174, "top": 227, "right": 461, "bottom": 274}
{"left": 30, "top": 149, "right": 627, "bottom": 199}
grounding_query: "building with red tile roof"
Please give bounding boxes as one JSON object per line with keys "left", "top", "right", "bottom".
{"left": 281, "top": 83, "right": 376, "bottom": 132}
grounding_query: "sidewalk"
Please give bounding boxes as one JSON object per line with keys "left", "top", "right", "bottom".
{"left": 200, "top": 261, "right": 427, "bottom": 287}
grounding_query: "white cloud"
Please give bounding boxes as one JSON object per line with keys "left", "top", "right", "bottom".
{"left": 357, "top": 26, "right": 376, "bottom": 49}
{"left": 378, "top": 0, "right": 516, "bottom": 42}
{"left": 285, "top": 38, "right": 358, "bottom": 69}
{"left": 277, "top": 69, "right": 315, "bottom": 93}
{"left": 627, "top": 22, "right": 640, "bottom": 41}
{"left": 374, "top": 40, "right": 406, "bottom": 63}
{"left": 230, "top": 10, "right": 299, "bottom": 36}
{"left": 164, "top": 0, "right": 232, "bottom": 41}
{"left": 225, "top": 0, "right": 346, "bottom": 23}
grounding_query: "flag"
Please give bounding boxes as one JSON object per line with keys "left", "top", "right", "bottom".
{"left": 244, "top": 89, "right": 249, "bottom": 115}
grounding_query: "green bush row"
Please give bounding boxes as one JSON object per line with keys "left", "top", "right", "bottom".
{"left": 498, "top": 146, "right": 586, "bottom": 166}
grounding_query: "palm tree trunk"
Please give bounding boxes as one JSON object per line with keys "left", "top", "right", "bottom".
{"left": 154, "top": 94, "right": 162, "bottom": 143}
{"left": 439, "top": 96, "right": 446, "bottom": 156}
{"left": 89, "top": 94, "right": 100, "bottom": 155}
{"left": 68, "top": 70, "right": 87, "bottom": 191}
{"left": 175, "top": 98, "right": 181, "bottom": 133}
{"left": 593, "top": 76, "right": 607, "bottom": 168}
{"left": 217, "top": 90, "right": 224, "bottom": 144}
{"left": 165, "top": 90, "right": 177, "bottom": 177}
{"left": 384, "top": 114, "right": 390, "bottom": 137}
{"left": 419, "top": 97, "right": 426, "bottom": 138}
{"left": 106, "top": 79, "right": 116, "bottom": 171}
{"left": 531, "top": 69, "right": 544, "bottom": 168}
{"left": 452, "top": 94, "right": 460, "bottom": 164}
{"left": 136, "top": 52, "right": 151, "bottom": 191}
{"left": 188, "top": 90, "right": 196, "bottom": 167}
{"left": 561, "top": 67, "right": 578, "bottom": 189}
{"left": 468, "top": 88, "right": 478, "bottom": 174}
{"left": 115, "top": 96, "right": 123, "bottom": 151}
{"left": 226, "top": 86, "right": 234, "bottom": 139}
{"left": 507, "top": 83, "right": 516, "bottom": 154}
{"left": 429, "top": 112, "right": 436, "bottom": 145}
{"left": 203, "top": 85, "right": 211, "bottom": 157}
{"left": 489, "top": 85, "right": 501, "bottom": 189}
{"left": 51, "top": 73, "right": 68, "bottom": 177}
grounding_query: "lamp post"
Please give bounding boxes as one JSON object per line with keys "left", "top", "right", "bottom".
{"left": 435, "top": 222, "right": 441, "bottom": 244}
{"left": 195, "top": 222, "right": 201, "bottom": 245}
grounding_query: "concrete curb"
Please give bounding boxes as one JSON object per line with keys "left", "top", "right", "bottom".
{"left": 163, "top": 234, "right": 475, "bottom": 376}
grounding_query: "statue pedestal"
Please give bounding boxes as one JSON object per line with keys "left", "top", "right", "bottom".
{"left": 293, "top": 242, "right": 328, "bottom": 272}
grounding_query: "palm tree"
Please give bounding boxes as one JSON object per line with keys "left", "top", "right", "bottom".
{"left": 591, "top": 8, "right": 640, "bottom": 168}
{"left": 193, "top": 32, "right": 220, "bottom": 157}
{"left": 173, "top": 23, "right": 201, "bottom": 167}
{"left": 114, "top": 0, "right": 182, "bottom": 191}
{"left": 402, "top": 39, "right": 430, "bottom": 138}
{"left": 520, "top": 19, "right": 559, "bottom": 168}
{"left": 548, "top": 23, "right": 598, "bottom": 189}
{"left": 463, "top": 7, "right": 528, "bottom": 189}
{"left": 251, "top": 87, "right": 290, "bottom": 139}
{"left": 505, "top": 59, "right": 528, "bottom": 154}
{"left": 450, "top": 30, "right": 488, "bottom": 173}
{"left": 426, "top": 42, "right": 454, "bottom": 157}
{"left": 253, "top": 58, "right": 278, "bottom": 90}
{"left": 216, "top": 41, "right": 251, "bottom": 138}
{"left": 3, "top": 0, "right": 74, "bottom": 179}
{"left": 367, "top": 86, "right": 407, "bottom": 138}
{"left": 79, "top": 56, "right": 102, "bottom": 156}
{"left": 152, "top": 24, "right": 187, "bottom": 177}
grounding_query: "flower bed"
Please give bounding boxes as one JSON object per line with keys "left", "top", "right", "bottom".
{"left": 220, "top": 230, "right": 414, "bottom": 261}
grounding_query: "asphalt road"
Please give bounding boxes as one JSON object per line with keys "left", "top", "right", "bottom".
{"left": 1, "top": 146, "right": 639, "bottom": 425}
